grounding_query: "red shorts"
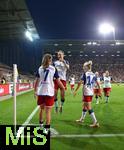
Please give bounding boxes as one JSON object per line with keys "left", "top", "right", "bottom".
{"left": 37, "top": 96, "right": 54, "bottom": 107}
{"left": 54, "top": 79, "right": 67, "bottom": 90}
{"left": 83, "top": 96, "right": 93, "bottom": 102}
{"left": 94, "top": 89, "right": 102, "bottom": 95}
{"left": 103, "top": 88, "right": 111, "bottom": 93}
{"left": 70, "top": 84, "right": 74, "bottom": 89}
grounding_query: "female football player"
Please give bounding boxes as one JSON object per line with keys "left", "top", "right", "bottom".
{"left": 53, "top": 50, "right": 69, "bottom": 113}
{"left": 94, "top": 72, "right": 102, "bottom": 104}
{"left": 69, "top": 74, "right": 75, "bottom": 93}
{"left": 74, "top": 61, "right": 100, "bottom": 127}
{"left": 34, "top": 54, "right": 65, "bottom": 133}
{"left": 103, "top": 71, "right": 112, "bottom": 103}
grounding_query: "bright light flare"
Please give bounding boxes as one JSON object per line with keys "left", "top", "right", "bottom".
{"left": 99, "top": 23, "right": 115, "bottom": 35}
{"left": 25, "top": 30, "right": 33, "bottom": 42}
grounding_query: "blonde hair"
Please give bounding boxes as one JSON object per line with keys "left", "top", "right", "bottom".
{"left": 83, "top": 60, "right": 92, "bottom": 71}
{"left": 42, "top": 54, "right": 52, "bottom": 69}
{"left": 57, "top": 50, "right": 64, "bottom": 55}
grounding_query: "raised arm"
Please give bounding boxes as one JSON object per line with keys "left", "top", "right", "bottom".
{"left": 63, "top": 60, "right": 69, "bottom": 69}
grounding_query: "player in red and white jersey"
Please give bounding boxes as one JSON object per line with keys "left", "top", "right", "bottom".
{"left": 34, "top": 54, "right": 65, "bottom": 133}
{"left": 94, "top": 72, "right": 102, "bottom": 104}
{"left": 53, "top": 50, "right": 69, "bottom": 113}
{"left": 74, "top": 61, "right": 100, "bottom": 127}
{"left": 69, "top": 74, "right": 75, "bottom": 93}
{"left": 102, "top": 71, "right": 112, "bottom": 103}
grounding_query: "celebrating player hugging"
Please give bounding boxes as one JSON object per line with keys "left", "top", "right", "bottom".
{"left": 53, "top": 50, "right": 69, "bottom": 113}
{"left": 74, "top": 61, "right": 100, "bottom": 127}
{"left": 34, "top": 54, "right": 65, "bottom": 134}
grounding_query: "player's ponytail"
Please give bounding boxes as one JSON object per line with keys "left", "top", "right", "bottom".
{"left": 83, "top": 60, "right": 92, "bottom": 71}
{"left": 42, "top": 54, "right": 52, "bottom": 69}
{"left": 87, "top": 60, "right": 92, "bottom": 70}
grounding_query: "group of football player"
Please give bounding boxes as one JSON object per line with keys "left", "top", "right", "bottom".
{"left": 34, "top": 50, "right": 112, "bottom": 133}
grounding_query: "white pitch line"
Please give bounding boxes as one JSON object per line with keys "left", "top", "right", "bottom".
{"left": 16, "top": 106, "right": 39, "bottom": 137}
{"left": 29, "top": 123, "right": 59, "bottom": 135}
{"left": 51, "top": 134, "right": 124, "bottom": 138}
{"left": 22, "top": 106, "right": 40, "bottom": 126}
{"left": 0, "top": 89, "right": 33, "bottom": 102}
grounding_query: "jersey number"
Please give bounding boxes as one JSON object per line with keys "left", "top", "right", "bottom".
{"left": 44, "top": 70, "right": 49, "bottom": 81}
{"left": 87, "top": 76, "right": 94, "bottom": 86}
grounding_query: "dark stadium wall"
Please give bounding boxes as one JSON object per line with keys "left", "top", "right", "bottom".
{"left": 0, "top": 39, "right": 42, "bottom": 74}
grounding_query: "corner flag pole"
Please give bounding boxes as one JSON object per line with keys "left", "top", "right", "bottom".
{"left": 13, "top": 64, "right": 18, "bottom": 136}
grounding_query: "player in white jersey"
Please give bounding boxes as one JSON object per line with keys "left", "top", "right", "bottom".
{"left": 53, "top": 50, "right": 69, "bottom": 113}
{"left": 74, "top": 61, "right": 100, "bottom": 127}
{"left": 94, "top": 72, "right": 102, "bottom": 104}
{"left": 103, "top": 71, "right": 112, "bottom": 103}
{"left": 69, "top": 74, "right": 75, "bottom": 93}
{"left": 34, "top": 54, "right": 65, "bottom": 133}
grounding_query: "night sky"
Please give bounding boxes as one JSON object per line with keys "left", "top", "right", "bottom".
{"left": 27, "top": 0, "right": 124, "bottom": 40}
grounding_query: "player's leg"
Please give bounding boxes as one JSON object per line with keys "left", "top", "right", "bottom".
{"left": 44, "top": 96, "right": 54, "bottom": 134}
{"left": 37, "top": 96, "right": 45, "bottom": 127}
{"left": 59, "top": 80, "right": 66, "bottom": 113}
{"left": 94, "top": 89, "right": 99, "bottom": 104}
{"left": 76, "top": 102, "right": 87, "bottom": 123}
{"left": 87, "top": 101, "right": 99, "bottom": 127}
{"left": 54, "top": 80, "right": 59, "bottom": 113}
{"left": 98, "top": 89, "right": 102, "bottom": 101}
{"left": 39, "top": 104, "right": 44, "bottom": 127}
{"left": 103, "top": 88, "right": 107, "bottom": 102}
{"left": 96, "top": 89, "right": 102, "bottom": 104}
{"left": 105, "top": 88, "right": 111, "bottom": 103}
{"left": 54, "top": 89, "right": 59, "bottom": 113}
{"left": 43, "top": 107, "right": 52, "bottom": 134}
{"left": 59, "top": 88, "right": 65, "bottom": 113}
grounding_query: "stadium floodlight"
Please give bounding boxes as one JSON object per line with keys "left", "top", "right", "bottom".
{"left": 99, "top": 23, "right": 115, "bottom": 40}
{"left": 25, "top": 30, "right": 33, "bottom": 42}
{"left": 99, "top": 23, "right": 115, "bottom": 34}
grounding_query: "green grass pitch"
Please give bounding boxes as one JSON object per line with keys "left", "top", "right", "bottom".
{"left": 0, "top": 84, "right": 124, "bottom": 149}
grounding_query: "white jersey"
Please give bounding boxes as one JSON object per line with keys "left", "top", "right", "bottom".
{"left": 69, "top": 77, "right": 75, "bottom": 85}
{"left": 81, "top": 71, "right": 96, "bottom": 96}
{"left": 94, "top": 77, "right": 101, "bottom": 89}
{"left": 103, "top": 76, "right": 111, "bottom": 88}
{"left": 53, "top": 60, "right": 69, "bottom": 81}
{"left": 36, "top": 65, "right": 59, "bottom": 96}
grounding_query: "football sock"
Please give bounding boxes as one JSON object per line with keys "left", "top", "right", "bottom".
{"left": 39, "top": 120, "right": 44, "bottom": 127}
{"left": 106, "top": 96, "right": 109, "bottom": 102}
{"left": 54, "top": 99, "right": 58, "bottom": 108}
{"left": 61, "top": 99, "right": 65, "bottom": 107}
{"left": 44, "top": 125, "right": 50, "bottom": 135}
{"left": 89, "top": 109, "right": 97, "bottom": 123}
{"left": 107, "top": 96, "right": 109, "bottom": 102}
{"left": 96, "top": 95, "right": 99, "bottom": 103}
{"left": 81, "top": 109, "right": 87, "bottom": 120}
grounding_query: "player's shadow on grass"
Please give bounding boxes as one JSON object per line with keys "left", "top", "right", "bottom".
{"left": 60, "top": 119, "right": 99, "bottom": 135}
{"left": 60, "top": 119, "right": 82, "bottom": 128}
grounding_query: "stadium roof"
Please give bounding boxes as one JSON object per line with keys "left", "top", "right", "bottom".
{"left": 0, "top": 0, "right": 39, "bottom": 39}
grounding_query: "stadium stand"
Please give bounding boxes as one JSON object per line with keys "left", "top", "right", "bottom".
{"left": 42, "top": 40, "right": 124, "bottom": 83}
